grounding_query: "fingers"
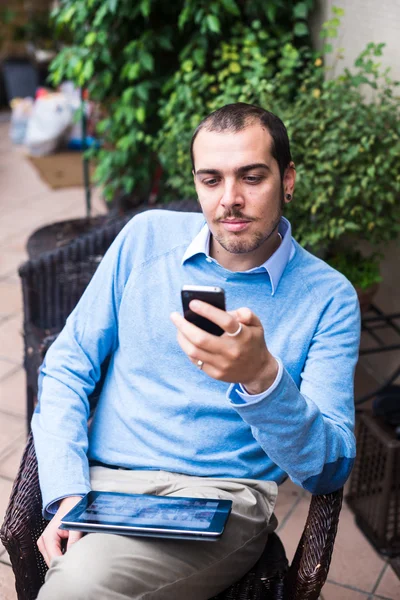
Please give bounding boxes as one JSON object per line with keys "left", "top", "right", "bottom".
{"left": 38, "top": 527, "right": 66, "bottom": 567}
{"left": 231, "top": 307, "right": 261, "bottom": 327}
{"left": 170, "top": 311, "right": 222, "bottom": 350}
{"left": 37, "top": 524, "right": 83, "bottom": 567}
{"left": 171, "top": 300, "right": 243, "bottom": 339}
{"left": 187, "top": 301, "right": 261, "bottom": 334}
{"left": 67, "top": 529, "right": 84, "bottom": 551}
{"left": 189, "top": 300, "right": 240, "bottom": 335}
{"left": 176, "top": 331, "right": 215, "bottom": 365}
{"left": 37, "top": 534, "right": 50, "bottom": 567}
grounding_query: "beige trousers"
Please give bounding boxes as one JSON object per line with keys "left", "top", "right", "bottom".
{"left": 38, "top": 467, "right": 278, "bottom": 600}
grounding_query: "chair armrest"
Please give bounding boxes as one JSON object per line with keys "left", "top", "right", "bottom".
{"left": 0, "top": 432, "right": 48, "bottom": 600}
{"left": 285, "top": 488, "right": 343, "bottom": 600}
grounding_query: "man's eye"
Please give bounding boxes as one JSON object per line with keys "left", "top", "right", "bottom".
{"left": 203, "top": 179, "right": 219, "bottom": 186}
{"left": 244, "top": 176, "right": 262, "bottom": 184}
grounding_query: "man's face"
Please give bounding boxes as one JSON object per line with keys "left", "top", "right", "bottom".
{"left": 193, "top": 124, "right": 294, "bottom": 266}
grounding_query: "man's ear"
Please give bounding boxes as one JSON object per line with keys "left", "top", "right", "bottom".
{"left": 283, "top": 161, "right": 296, "bottom": 203}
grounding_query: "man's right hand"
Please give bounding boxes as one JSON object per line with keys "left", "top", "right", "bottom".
{"left": 37, "top": 496, "right": 83, "bottom": 567}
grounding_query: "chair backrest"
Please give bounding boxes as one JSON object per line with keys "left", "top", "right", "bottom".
{"left": 19, "top": 216, "right": 132, "bottom": 332}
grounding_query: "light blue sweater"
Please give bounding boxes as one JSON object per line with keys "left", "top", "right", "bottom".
{"left": 32, "top": 210, "right": 361, "bottom": 519}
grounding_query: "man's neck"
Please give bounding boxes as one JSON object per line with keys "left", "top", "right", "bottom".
{"left": 209, "top": 232, "right": 282, "bottom": 272}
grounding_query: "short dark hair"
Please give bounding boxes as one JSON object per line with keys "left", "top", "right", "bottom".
{"left": 190, "top": 103, "right": 292, "bottom": 180}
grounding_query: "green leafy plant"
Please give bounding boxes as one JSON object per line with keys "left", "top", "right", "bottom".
{"left": 282, "top": 46, "right": 400, "bottom": 253}
{"left": 49, "top": 0, "right": 315, "bottom": 203}
{"left": 281, "top": 12, "right": 400, "bottom": 288}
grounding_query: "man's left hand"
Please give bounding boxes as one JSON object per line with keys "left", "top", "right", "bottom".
{"left": 170, "top": 301, "right": 278, "bottom": 394}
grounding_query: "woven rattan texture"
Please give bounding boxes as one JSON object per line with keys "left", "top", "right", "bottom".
{"left": 285, "top": 490, "right": 343, "bottom": 599}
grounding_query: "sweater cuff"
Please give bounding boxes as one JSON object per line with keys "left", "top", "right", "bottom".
{"left": 43, "top": 489, "right": 88, "bottom": 520}
{"left": 228, "top": 357, "right": 284, "bottom": 405}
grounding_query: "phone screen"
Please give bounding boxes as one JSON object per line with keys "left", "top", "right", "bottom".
{"left": 181, "top": 286, "right": 226, "bottom": 336}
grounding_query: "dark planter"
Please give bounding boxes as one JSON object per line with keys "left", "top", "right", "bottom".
{"left": 26, "top": 215, "right": 113, "bottom": 260}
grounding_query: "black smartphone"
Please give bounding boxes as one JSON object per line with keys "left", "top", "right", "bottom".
{"left": 181, "top": 285, "right": 226, "bottom": 336}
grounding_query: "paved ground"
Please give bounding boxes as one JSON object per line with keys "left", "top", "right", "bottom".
{"left": 0, "top": 117, "right": 399, "bottom": 599}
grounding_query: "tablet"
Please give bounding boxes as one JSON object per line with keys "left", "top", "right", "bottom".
{"left": 60, "top": 491, "right": 232, "bottom": 541}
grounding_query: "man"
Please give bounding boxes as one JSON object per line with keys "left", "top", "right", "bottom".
{"left": 33, "top": 103, "right": 360, "bottom": 599}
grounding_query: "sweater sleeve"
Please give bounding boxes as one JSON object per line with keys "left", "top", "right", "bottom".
{"left": 227, "top": 280, "right": 361, "bottom": 494}
{"left": 31, "top": 220, "right": 135, "bottom": 519}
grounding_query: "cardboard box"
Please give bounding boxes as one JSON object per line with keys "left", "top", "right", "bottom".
{"left": 27, "top": 151, "right": 95, "bottom": 189}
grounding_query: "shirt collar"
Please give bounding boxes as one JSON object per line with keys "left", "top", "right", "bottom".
{"left": 181, "top": 216, "right": 294, "bottom": 296}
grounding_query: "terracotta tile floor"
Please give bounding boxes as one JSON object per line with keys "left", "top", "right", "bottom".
{"left": 0, "top": 115, "right": 399, "bottom": 600}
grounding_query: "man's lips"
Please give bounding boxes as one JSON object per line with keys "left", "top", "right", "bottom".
{"left": 219, "top": 219, "right": 252, "bottom": 232}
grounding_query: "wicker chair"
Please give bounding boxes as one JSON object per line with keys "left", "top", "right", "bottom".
{"left": 1, "top": 201, "right": 343, "bottom": 599}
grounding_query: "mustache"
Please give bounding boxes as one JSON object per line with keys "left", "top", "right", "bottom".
{"left": 214, "top": 210, "right": 257, "bottom": 222}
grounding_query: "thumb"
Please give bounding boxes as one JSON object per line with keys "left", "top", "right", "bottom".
{"left": 66, "top": 529, "right": 84, "bottom": 551}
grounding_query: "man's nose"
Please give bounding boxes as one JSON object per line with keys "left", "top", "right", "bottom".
{"left": 221, "top": 181, "right": 244, "bottom": 209}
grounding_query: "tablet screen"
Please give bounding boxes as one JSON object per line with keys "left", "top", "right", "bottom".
{"left": 83, "top": 494, "right": 219, "bottom": 530}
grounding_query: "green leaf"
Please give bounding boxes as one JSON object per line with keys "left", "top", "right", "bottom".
{"left": 135, "top": 83, "right": 149, "bottom": 101}
{"left": 193, "top": 48, "right": 206, "bottom": 67}
{"left": 220, "top": 0, "right": 240, "bottom": 16}
{"left": 124, "top": 63, "right": 140, "bottom": 81}
{"left": 323, "top": 43, "right": 333, "bottom": 54}
{"left": 140, "top": 0, "right": 151, "bottom": 18}
{"left": 157, "top": 35, "right": 173, "bottom": 51}
{"left": 122, "top": 87, "right": 135, "bottom": 103}
{"left": 93, "top": 3, "right": 108, "bottom": 26}
{"left": 108, "top": 0, "right": 118, "bottom": 14}
{"left": 85, "top": 32, "right": 97, "bottom": 46}
{"left": 293, "top": 3, "right": 308, "bottom": 20}
{"left": 82, "top": 59, "right": 94, "bottom": 81}
{"left": 178, "top": 6, "right": 190, "bottom": 30}
{"left": 332, "top": 6, "right": 345, "bottom": 17}
{"left": 344, "top": 222, "right": 360, "bottom": 231}
{"left": 62, "top": 5, "right": 76, "bottom": 23}
{"left": 136, "top": 106, "right": 146, "bottom": 124}
{"left": 141, "top": 51, "right": 154, "bottom": 72}
{"left": 294, "top": 22, "right": 309, "bottom": 37}
{"left": 266, "top": 4, "right": 276, "bottom": 23}
{"left": 206, "top": 14, "right": 221, "bottom": 34}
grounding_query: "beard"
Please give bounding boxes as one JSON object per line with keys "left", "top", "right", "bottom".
{"left": 212, "top": 187, "right": 284, "bottom": 255}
